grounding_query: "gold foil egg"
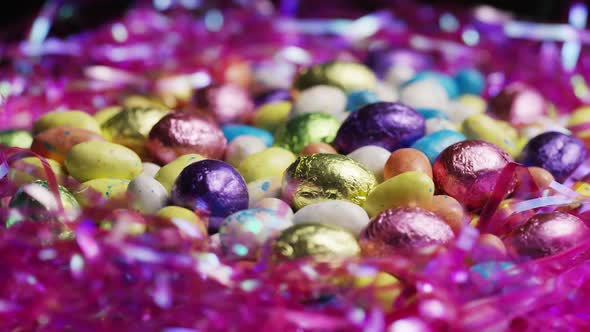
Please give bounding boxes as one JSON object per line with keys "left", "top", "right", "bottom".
{"left": 294, "top": 61, "right": 377, "bottom": 92}
{"left": 282, "top": 153, "right": 377, "bottom": 210}
{"left": 273, "top": 223, "right": 360, "bottom": 260}
{"left": 101, "top": 107, "right": 169, "bottom": 156}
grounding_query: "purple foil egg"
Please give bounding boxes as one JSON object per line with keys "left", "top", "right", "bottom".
{"left": 433, "top": 140, "right": 513, "bottom": 211}
{"left": 487, "top": 82, "right": 547, "bottom": 127}
{"left": 520, "top": 131, "right": 587, "bottom": 182}
{"left": 506, "top": 212, "right": 590, "bottom": 259}
{"left": 360, "top": 207, "right": 454, "bottom": 256}
{"left": 333, "top": 102, "right": 425, "bottom": 154}
{"left": 171, "top": 159, "right": 248, "bottom": 232}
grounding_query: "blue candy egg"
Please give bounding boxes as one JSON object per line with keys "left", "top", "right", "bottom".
{"left": 470, "top": 261, "right": 515, "bottom": 279}
{"left": 346, "top": 90, "right": 380, "bottom": 112}
{"left": 411, "top": 129, "right": 466, "bottom": 163}
{"left": 222, "top": 124, "right": 274, "bottom": 147}
{"left": 417, "top": 108, "right": 449, "bottom": 120}
{"left": 404, "top": 71, "right": 460, "bottom": 99}
{"left": 454, "top": 68, "right": 485, "bottom": 95}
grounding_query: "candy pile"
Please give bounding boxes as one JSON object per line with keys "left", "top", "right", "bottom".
{"left": 2, "top": 1, "right": 590, "bottom": 331}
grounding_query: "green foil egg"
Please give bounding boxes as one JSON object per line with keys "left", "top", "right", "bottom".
{"left": 0, "top": 129, "right": 33, "bottom": 148}
{"left": 282, "top": 153, "right": 378, "bottom": 210}
{"left": 273, "top": 223, "right": 360, "bottom": 260}
{"left": 8, "top": 180, "right": 80, "bottom": 226}
{"left": 294, "top": 61, "right": 377, "bottom": 92}
{"left": 274, "top": 112, "right": 341, "bottom": 154}
{"left": 101, "top": 107, "right": 169, "bottom": 156}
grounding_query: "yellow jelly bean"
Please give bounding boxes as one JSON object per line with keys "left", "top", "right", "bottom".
{"left": 154, "top": 154, "right": 205, "bottom": 192}
{"left": 79, "top": 178, "right": 130, "bottom": 200}
{"left": 94, "top": 106, "right": 122, "bottom": 125}
{"left": 8, "top": 157, "right": 65, "bottom": 185}
{"left": 363, "top": 171, "right": 434, "bottom": 217}
{"left": 33, "top": 110, "right": 101, "bottom": 134}
{"left": 65, "top": 141, "right": 142, "bottom": 182}
{"left": 574, "top": 182, "right": 590, "bottom": 197}
{"left": 457, "top": 94, "right": 486, "bottom": 113}
{"left": 156, "top": 206, "right": 207, "bottom": 237}
{"left": 461, "top": 113, "right": 520, "bottom": 157}
{"left": 253, "top": 101, "right": 292, "bottom": 133}
{"left": 238, "top": 147, "right": 296, "bottom": 183}
{"left": 353, "top": 272, "right": 401, "bottom": 311}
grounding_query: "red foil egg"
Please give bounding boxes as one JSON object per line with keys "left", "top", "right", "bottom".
{"left": 433, "top": 140, "right": 513, "bottom": 211}
{"left": 487, "top": 82, "right": 546, "bottom": 128}
{"left": 147, "top": 111, "right": 226, "bottom": 164}
{"left": 194, "top": 83, "right": 255, "bottom": 124}
{"left": 506, "top": 212, "right": 590, "bottom": 259}
{"left": 359, "top": 207, "right": 454, "bottom": 256}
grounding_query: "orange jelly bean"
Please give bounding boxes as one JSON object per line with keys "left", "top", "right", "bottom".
{"left": 383, "top": 148, "right": 432, "bottom": 180}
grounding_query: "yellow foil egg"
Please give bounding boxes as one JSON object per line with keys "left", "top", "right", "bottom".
{"left": 282, "top": 153, "right": 377, "bottom": 210}
{"left": 101, "top": 107, "right": 170, "bottom": 156}
{"left": 294, "top": 61, "right": 377, "bottom": 92}
{"left": 273, "top": 223, "right": 360, "bottom": 260}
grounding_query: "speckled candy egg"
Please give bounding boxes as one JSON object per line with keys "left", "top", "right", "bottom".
{"left": 127, "top": 174, "right": 168, "bottom": 214}
{"left": 359, "top": 207, "right": 454, "bottom": 256}
{"left": 282, "top": 153, "right": 377, "bottom": 210}
{"left": 487, "top": 82, "right": 546, "bottom": 127}
{"left": 146, "top": 111, "right": 226, "bottom": 164}
{"left": 171, "top": 160, "right": 248, "bottom": 231}
{"left": 219, "top": 208, "right": 293, "bottom": 260}
{"left": 292, "top": 85, "right": 347, "bottom": 116}
{"left": 520, "top": 131, "right": 586, "bottom": 182}
{"left": 506, "top": 212, "right": 590, "bottom": 259}
{"left": 225, "top": 135, "right": 267, "bottom": 167}
{"left": 194, "top": 83, "right": 255, "bottom": 124}
{"left": 31, "top": 127, "right": 105, "bottom": 163}
{"left": 334, "top": 102, "right": 425, "bottom": 154}
{"left": 433, "top": 140, "right": 513, "bottom": 210}
{"left": 274, "top": 112, "right": 341, "bottom": 154}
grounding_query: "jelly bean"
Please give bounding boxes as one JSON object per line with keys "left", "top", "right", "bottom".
{"left": 399, "top": 79, "right": 449, "bottom": 110}
{"left": 155, "top": 206, "right": 207, "bottom": 237}
{"left": 122, "top": 95, "right": 167, "bottom": 109}
{"left": 225, "top": 135, "right": 267, "bottom": 167}
{"left": 383, "top": 148, "right": 432, "bottom": 180}
{"left": 347, "top": 145, "right": 390, "bottom": 182}
{"left": 473, "top": 234, "right": 508, "bottom": 262}
{"left": 9, "top": 157, "right": 66, "bottom": 185}
{"left": 363, "top": 171, "right": 434, "bottom": 217}
{"left": 527, "top": 166, "right": 554, "bottom": 190}
{"left": 425, "top": 118, "right": 457, "bottom": 134}
{"left": 33, "top": 110, "right": 101, "bottom": 134}
{"left": 221, "top": 124, "right": 274, "bottom": 147}
{"left": 417, "top": 108, "right": 449, "bottom": 120}
{"left": 293, "top": 85, "right": 347, "bottom": 116}
{"left": 293, "top": 61, "right": 377, "bottom": 92}
{"left": 31, "top": 127, "right": 105, "bottom": 163}
{"left": 274, "top": 112, "right": 341, "bottom": 154}
{"left": 567, "top": 106, "right": 590, "bottom": 148}
{"left": 461, "top": 113, "right": 520, "bottom": 157}
{"left": 445, "top": 100, "right": 480, "bottom": 124}
{"left": 93, "top": 106, "right": 122, "bottom": 125}
{"left": 141, "top": 162, "right": 161, "bottom": 178}
{"left": 273, "top": 223, "right": 360, "bottom": 260}
{"left": 252, "top": 198, "right": 294, "bottom": 220}
{"left": 385, "top": 65, "right": 416, "bottom": 88}
{"left": 425, "top": 195, "right": 465, "bottom": 234}
{"left": 238, "top": 147, "right": 296, "bottom": 182}
{"left": 353, "top": 272, "right": 400, "bottom": 312}
{"left": 454, "top": 68, "right": 485, "bottom": 95}
{"left": 65, "top": 141, "right": 142, "bottom": 182}
{"left": 346, "top": 89, "right": 379, "bottom": 112}
{"left": 574, "top": 182, "right": 590, "bottom": 197}
{"left": 127, "top": 174, "right": 169, "bottom": 214}
{"left": 247, "top": 177, "right": 282, "bottom": 206}
{"left": 405, "top": 71, "right": 459, "bottom": 98}
{"left": 300, "top": 142, "right": 338, "bottom": 156}
{"left": 253, "top": 101, "right": 292, "bottom": 133}
{"left": 219, "top": 208, "right": 293, "bottom": 260}
{"left": 154, "top": 154, "right": 204, "bottom": 192}
{"left": 79, "top": 178, "right": 130, "bottom": 200}
{"left": 410, "top": 130, "right": 466, "bottom": 164}
{"left": 293, "top": 200, "right": 370, "bottom": 236}
{"left": 0, "top": 129, "right": 33, "bottom": 148}
{"left": 457, "top": 94, "right": 486, "bottom": 113}
{"left": 373, "top": 82, "right": 398, "bottom": 102}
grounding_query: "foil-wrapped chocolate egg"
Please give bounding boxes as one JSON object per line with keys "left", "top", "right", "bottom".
{"left": 520, "top": 131, "right": 587, "bottom": 182}
{"left": 194, "top": 83, "right": 255, "bottom": 124}
{"left": 334, "top": 102, "right": 425, "bottom": 154}
{"left": 147, "top": 111, "right": 227, "bottom": 164}
{"left": 282, "top": 153, "right": 378, "bottom": 210}
{"left": 433, "top": 140, "right": 513, "bottom": 210}
{"left": 171, "top": 160, "right": 248, "bottom": 232}
{"left": 101, "top": 107, "right": 169, "bottom": 157}
{"left": 273, "top": 223, "right": 360, "bottom": 260}
{"left": 359, "top": 207, "right": 454, "bottom": 256}
{"left": 293, "top": 61, "right": 377, "bottom": 92}
{"left": 274, "top": 112, "right": 341, "bottom": 154}
{"left": 487, "top": 82, "right": 546, "bottom": 127}
{"left": 506, "top": 212, "right": 590, "bottom": 259}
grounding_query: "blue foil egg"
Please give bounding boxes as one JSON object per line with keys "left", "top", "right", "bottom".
{"left": 411, "top": 129, "right": 466, "bottom": 164}
{"left": 222, "top": 124, "right": 274, "bottom": 147}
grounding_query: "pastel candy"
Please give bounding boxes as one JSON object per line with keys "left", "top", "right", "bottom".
{"left": 141, "top": 162, "right": 161, "bottom": 177}
{"left": 411, "top": 130, "right": 466, "bottom": 164}
{"left": 33, "top": 110, "right": 101, "bottom": 134}
{"left": 347, "top": 145, "right": 391, "bottom": 182}
{"left": 127, "top": 174, "right": 169, "bottom": 214}
{"left": 417, "top": 108, "right": 449, "bottom": 120}
{"left": 221, "top": 124, "right": 274, "bottom": 147}
{"left": 238, "top": 147, "right": 296, "bottom": 183}
{"left": 31, "top": 127, "right": 105, "bottom": 163}
{"left": 346, "top": 90, "right": 380, "bottom": 112}
{"left": 461, "top": 113, "right": 520, "bottom": 157}
{"left": 80, "top": 178, "right": 130, "bottom": 200}
{"left": 0, "top": 130, "right": 33, "bottom": 148}
{"left": 252, "top": 198, "right": 294, "bottom": 220}
{"left": 253, "top": 101, "right": 292, "bottom": 133}
{"left": 293, "top": 85, "right": 347, "bottom": 116}
{"left": 225, "top": 135, "right": 267, "bottom": 167}
{"left": 400, "top": 79, "right": 449, "bottom": 111}
{"left": 247, "top": 177, "right": 283, "bottom": 207}
{"left": 154, "top": 154, "right": 204, "bottom": 192}
{"left": 8, "top": 157, "right": 66, "bottom": 185}
{"left": 406, "top": 71, "right": 459, "bottom": 98}
{"left": 425, "top": 118, "right": 457, "bottom": 134}
{"left": 454, "top": 68, "right": 485, "bottom": 95}
{"left": 65, "top": 141, "right": 143, "bottom": 182}
{"left": 293, "top": 200, "right": 370, "bottom": 236}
